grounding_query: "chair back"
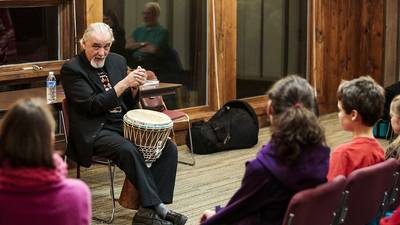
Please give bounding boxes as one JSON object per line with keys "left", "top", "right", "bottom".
{"left": 282, "top": 176, "right": 347, "bottom": 225}
{"left": 340, "top": 158, "right": 398, "bottom": 225}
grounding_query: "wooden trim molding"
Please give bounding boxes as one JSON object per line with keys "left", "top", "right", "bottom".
{"left": 309, "top": 0, "right": 327, "bottom": 105}
{"left": 384, "top": 0, "right": 399, "bottom": 86}
{"left": 207, "top": 0, "right": 237, "bottom": 110}
{"left": 0, "top": 61, "right": 66, "bottom": 84}
{"left": 0, "top": 0, "right": 62, "bottom": 7}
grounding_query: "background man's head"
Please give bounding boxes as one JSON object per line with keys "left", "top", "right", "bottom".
{"left": 143, "top": 2, "right": 160, "bottom": 26}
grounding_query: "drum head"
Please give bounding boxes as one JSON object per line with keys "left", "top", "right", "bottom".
{"left": 124, "top": 109, "right": 172, "bottom": 128}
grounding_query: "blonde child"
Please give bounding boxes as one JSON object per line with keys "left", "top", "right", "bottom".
{"left": 384, "top": 95, "right": 400, "bottom": 159}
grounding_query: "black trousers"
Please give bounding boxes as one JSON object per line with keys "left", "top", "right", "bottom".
{"left": 93, "top": 129, "right": 178, "bottom": 207}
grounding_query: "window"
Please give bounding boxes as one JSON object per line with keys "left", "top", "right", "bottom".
{"left": 103, "top": 0, "right": 207, "bottom": 109}
{"left": 0, "top": 7, "right": 58, "bottom": 65}
{"left": 236, "top": 0, "right": 308, "bottom": 98}
{"left": 0, "top": 0, "right": 77, "bottom": 90}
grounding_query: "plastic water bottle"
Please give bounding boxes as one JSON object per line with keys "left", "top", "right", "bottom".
{"left": 46, "top": 71, "right": 56, "bottom": 103}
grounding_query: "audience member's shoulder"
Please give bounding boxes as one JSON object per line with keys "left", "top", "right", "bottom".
{"left": 333, "top": 141, "right": 354, "bottom": 153}
{"left": 61, "top": 178, "right": 90, "bottom": 198}
{"left": 245, "top": 157, "right": 271, "bottom": 178}
{"left": 333, "top": 137, "right": 382, "bottom": 154}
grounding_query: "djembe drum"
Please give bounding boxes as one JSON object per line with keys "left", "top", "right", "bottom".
{"left": 120, "top": 109, "right": 172, "bottom": 209}
{"left": 123, "top": 109, "right": 173, "bottom": 167}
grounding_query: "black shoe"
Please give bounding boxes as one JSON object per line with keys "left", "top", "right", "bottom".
{"left": 132, "top": 207, "right": 173, "bottom": 225}
{"left": 165, "top": 211, "right": 188, "bottom": 225}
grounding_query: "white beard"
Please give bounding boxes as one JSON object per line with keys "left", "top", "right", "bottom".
{"left": 90, "top": 57, "right": 105, "bottom": 68}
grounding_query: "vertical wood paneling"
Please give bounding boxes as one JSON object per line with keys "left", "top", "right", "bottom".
{"left": 359, "top": 0, "right": 384, "bottom": 83}
{"left": 310, "top": 0, "right": 385, "bottom": 113}
{"left": 75, "top": 0, "right": 86, "bottom": 44}
{"left": 208, "top": 0, "right": 237, "bottom": 110}
{"left": 384, "top": 0, "right": 399, "bottom": 86}
{"left": 310, "top": 0, "right": 326, "bottom": 103}
{"left": 59, "top": 0, "right": 74, "bottom": 57}
{"left": 86, "top": 0, "right": 102, "bottom": 25}
{"left": 221, "top": 0, "right": 236, "bottom": 105}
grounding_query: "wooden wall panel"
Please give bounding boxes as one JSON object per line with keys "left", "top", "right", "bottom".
{"left": 86, "top": 0, "right": 102, "bottom": 25}
{"left": 220, "top": 1, "right": 236, "bottom": 106}
{"left": 359, "top": 0, "right": 384, "bottom": 84}
{"left": 208, "top": 0, "right": 237, "bottom": 110}
{"left": 310, "top": 0, "right": 326, "bottom": 103}
{"left": 310, "top": 0, "right": 385, "bottom": 113}
{"left": 384, "top": 0, "right": 399, "bottom": 86}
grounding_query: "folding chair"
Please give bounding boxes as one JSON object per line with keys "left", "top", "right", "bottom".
{"left": 61, "top": 98, "right": 117, "bottom": 224}
{"left": 336, "top": 159, "right": 399, "bottom": 225}
{"left": 282, "top": 175, "right": 347, "bottom": 225}
{"left": 140, "top": 71, "right": 195, "bottom": 166}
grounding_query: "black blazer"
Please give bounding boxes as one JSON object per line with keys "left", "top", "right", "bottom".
{"left": 61, "top": 52, "right": 139, "bottom": 167}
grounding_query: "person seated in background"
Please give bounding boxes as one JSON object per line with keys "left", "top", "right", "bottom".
{"left": 382, "top": 81, "right": 400, "bottom": 121}
{"left": 0, "top": 98, "right": 91, "bottom": 225}
{"left": 125, "top": 2, "right": 169, "bottom": 72}
{"left": 103, "top": 9, "right": 126, "bottom": 57}
{"left": 61, "top": 22, "right": 186, "bottom": 225}
{"left": 199, "top": 75, "right": 330, "bottom": 225}
{"left": 379, "top": 95, "right": 400, "bottom": 225}
{"left": 327, "top": 76, "right": 385, "bottom": 181}
{"left": 384, "top": 94, "right": 400, "bottom": 160}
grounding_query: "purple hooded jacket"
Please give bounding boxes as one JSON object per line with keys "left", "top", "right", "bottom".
{"left": 201, "top": 142, "right": 330, "bottom": 225}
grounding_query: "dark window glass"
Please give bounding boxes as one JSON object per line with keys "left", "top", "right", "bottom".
{"left": 236, "top": 0, "right": 307, "bottom": 98}
{"left": 0, "top": 7, "right": 59, "bottom": 66}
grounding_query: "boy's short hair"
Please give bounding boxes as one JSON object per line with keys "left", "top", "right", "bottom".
{"left": 337, "top": 76, "right": 385, "bottom": 127}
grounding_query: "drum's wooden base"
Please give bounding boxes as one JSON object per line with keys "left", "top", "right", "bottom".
{"left": 118, "top": 178, "right": 140, "bottom": 209}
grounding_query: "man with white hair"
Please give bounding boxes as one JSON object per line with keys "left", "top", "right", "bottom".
{"left": 61, "top": 22, "right": 187, "bottom": 225}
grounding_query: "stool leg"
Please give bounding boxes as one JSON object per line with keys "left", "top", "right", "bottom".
{"left": 178, "top": 115, "right": 195, "bottom": 166}
{"left": 107, "top": 162, "right": 116, "bottom": 223}
{"left": 92, "top": 161, "right": 116, "bottom": 224}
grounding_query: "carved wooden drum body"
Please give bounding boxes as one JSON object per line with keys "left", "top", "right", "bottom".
{"left": 123, "top": 109, "right": 172, "bottom": 167}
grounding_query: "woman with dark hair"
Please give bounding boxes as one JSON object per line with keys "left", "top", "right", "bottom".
{"left": 199, "top": 75, "right": 330, "bottom": 225}
{"left": 0, "top": 98, "right": 91, "bottom": 225}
